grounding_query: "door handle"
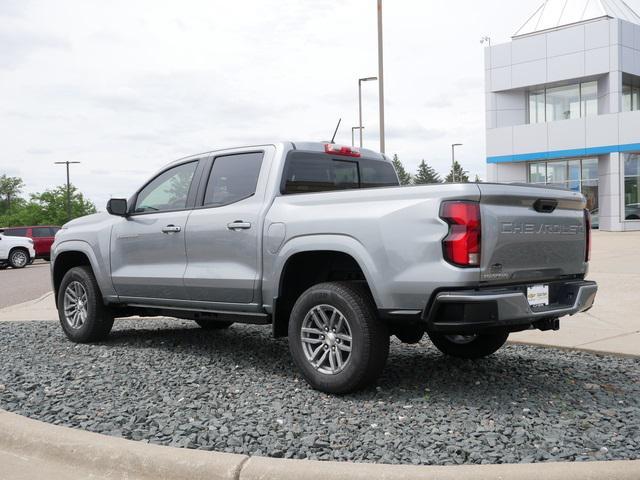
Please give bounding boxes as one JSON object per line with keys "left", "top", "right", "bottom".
{"left": 227, "top": 221, "right": 252, "bottom": 230}
{"left": 161, "top": 225, "right": 182, "bottom": 234}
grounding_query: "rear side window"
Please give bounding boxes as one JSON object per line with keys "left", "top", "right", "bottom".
{"left": 203, "top": 152, "right": 263, "bottom": 206}
{"left": 282, "top": 152, "right": 398, "bottom": 194}
{"left": 3, "top": 228, "right": 28, "bottom": 237}
{"left": 32, "top": 227, "right": 52, "bottom": 237}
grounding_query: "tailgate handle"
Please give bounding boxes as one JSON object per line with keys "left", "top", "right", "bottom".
{"left": 534, "top": 198, "right": 558, "bottom": 213}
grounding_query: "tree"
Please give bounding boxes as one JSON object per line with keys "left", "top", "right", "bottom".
{"left": 474, "top": 174, "right": 482, "bottom": 183}
{"left": 0, "top": 184, "right": 96, "bottom": 227}
{"left": 413, "top": 159, "right": 442, "bottom": 184}
{"left": 0, "top": 175, "right": 25, "bottom": 214}
{"left": 445, "top": 160, "right": 470, "bottom": 183}
{"left": 391, "top": 154, "right": 412, "bottom": 185}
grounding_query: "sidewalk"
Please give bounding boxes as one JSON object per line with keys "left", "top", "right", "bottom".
{"left": 510, "top": 230, "right": 640, "bottom": 356}
{"left": 0, "top": 231, "right": 638, "bottom": 356}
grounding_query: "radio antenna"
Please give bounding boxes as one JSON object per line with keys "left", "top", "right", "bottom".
{"left": 330, "top": 118, "right": 341, "bottom": 144}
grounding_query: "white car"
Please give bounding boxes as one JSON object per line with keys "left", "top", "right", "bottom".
{"left": 0, "top": 233, "right": 36, "bottom": 269}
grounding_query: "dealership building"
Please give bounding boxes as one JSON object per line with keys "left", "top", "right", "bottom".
{"left": 485, "top": 0, "right": 640, "bottom": 231}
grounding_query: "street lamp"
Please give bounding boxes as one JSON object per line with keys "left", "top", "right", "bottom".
{"left": 451, "top": 144, "right": 463, "bottom": 183}
{"left": 377, "top": 0, "right": 386, "bottom": 154}
{"left": 358, "top": 77, "right": 377, "bottom": 148}
{"left": 54, "top": 161, "right": 81, "bottom": 222}
{"left": 351, "top": 126, "right": 364, "bottom": 147}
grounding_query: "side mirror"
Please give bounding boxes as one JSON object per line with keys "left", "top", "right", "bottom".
{"left": 107, "top": 198, "right": 128, "bottom": 217}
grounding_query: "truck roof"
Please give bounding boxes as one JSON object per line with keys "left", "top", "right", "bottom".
{"left": 172, "top": 141, "right": 389, "bottom": 165}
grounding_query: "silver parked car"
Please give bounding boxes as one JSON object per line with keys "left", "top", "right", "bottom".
{"left": 51, "top": 142, "right": 597, "bottom": 393}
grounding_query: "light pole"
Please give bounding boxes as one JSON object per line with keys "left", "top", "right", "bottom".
{"left": 54, "top": 161, "right": 81, "bottom": 222}
{"left": 351, "top": 126, "right": 364, "bottom": 147}
{"left": 377, "top": 0, "right": 386, "bottom": 154}
{"left": 358, "top": 77, "right": 377, "bottom": 148}
{"left": 451, "top": 144, "right": 462, "bottom": 183}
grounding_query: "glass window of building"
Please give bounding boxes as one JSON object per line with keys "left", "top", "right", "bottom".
{"left": 527, "top": 158, "right": 599, "bottom": 211}
{"left": 529, "top": 162, "right": 546, "bottom": 183}
{"left": 546, "top": 84, "right": 581, "bottom": 121}
{"left": 623, "top": 84, "right": 640, "bottom": 112}
{"left": 581, "top": 81, "right": 598, "bottom": 117}
{"left": 528, "top": 90, "right": 545, "bottom": 124}
{"left": 527, "top": 81, "right": 599, "bottom": 123}
{"left": 623, "top": 154, "right": 640, "bottom": 220}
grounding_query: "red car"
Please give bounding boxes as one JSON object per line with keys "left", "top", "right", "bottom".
{"left": 1, "top": 226, "right": 61, "bottom": 261}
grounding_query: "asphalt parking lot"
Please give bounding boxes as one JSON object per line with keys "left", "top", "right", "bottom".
{"left": 0, "top": 318, "right": 638, "bottom": 466}
{"left": 0, "top": 261, "right": 52, "bottom": 308}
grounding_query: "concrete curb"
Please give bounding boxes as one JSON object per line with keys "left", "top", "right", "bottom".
{"left": 1, "top": 410, "right": 639, "bottom": 480}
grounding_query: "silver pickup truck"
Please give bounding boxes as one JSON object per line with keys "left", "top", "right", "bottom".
{"left": 51, "top": 142, "right": 597, "bottom": 393}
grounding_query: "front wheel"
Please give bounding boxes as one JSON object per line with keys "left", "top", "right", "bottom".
{"left": 57, "top": 266, "right": 114, "bottom": 343}
{"left": 288, "top": 282, "right": 389, "bottom": 394}
{"left": 427, "top": 331, "right": 509, "bottom": 359}
{"left": 9, "top": 248, "right": 29, "bottom": 269}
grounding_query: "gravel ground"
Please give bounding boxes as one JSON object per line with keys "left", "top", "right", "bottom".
{"left": 0, "top": 318, "right": 639, "bottom": 465}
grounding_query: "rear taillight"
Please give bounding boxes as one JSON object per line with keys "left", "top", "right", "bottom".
{"left": 324, "top": 143, "right": 361, "bottom": 157}
{"left": 584, "top": 209, "right": 591, "bottom": 262}
{"left": 440, "top": 201, "right": 481, "bottom": 267}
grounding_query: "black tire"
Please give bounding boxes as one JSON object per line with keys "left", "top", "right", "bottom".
{"left": 8, "top": 248, "right": 29, "bottom": 269}
{"left": 394, "top": 326, "right": 425, "bottom": 344}
{"left": 427, "top": 331, "right": 509, "bottom": 359}
{"left": 57, "top": 266, "right": 114, "bottom": 343}
{"left": 194, "top": 320, "right": 233, "bottom": 330}
{"left": 288, "top": 282, "right": 389, "bottom": 394}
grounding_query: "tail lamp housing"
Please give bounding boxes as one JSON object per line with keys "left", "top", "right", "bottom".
{"left": 440, "top": 201, "right": 481, "bottom": 268}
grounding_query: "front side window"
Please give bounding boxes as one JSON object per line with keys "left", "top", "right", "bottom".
{"left": 203, "top": 152, "right": 264, "bottom": 206}
{"left": 624, "top": 153, "right": 640, "bottom": 220}
{"left": 3, "top": 228, "right": 28, "bottom": 237}
{"left": 135, "top": 161, "right": 197, "bottom": 213}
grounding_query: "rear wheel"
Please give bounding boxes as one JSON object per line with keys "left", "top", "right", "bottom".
{"left": 427, "top": 331, "right": 509, "bottom": 359}
{"left": 8, "top": 248, "right": 29, "bottom": 269}
{"left": 288, "top": 282, "right": 389, "bottom": 394}
{"left": 58, "top": 266, "right": 114, "bottom": 343}
{"left": 194, "top": 320, "right": 233, "bottom": 330}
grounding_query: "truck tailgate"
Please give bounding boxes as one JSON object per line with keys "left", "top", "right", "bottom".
{"left": 478, "top": 183, "right": 588, "bottom": 284}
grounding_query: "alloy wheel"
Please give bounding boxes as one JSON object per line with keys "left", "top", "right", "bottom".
{"left": 11, "top": 250, "right": 28, "bottom": 268}
{"left": 63, "top": 281, "right": 89, "bottom": 329}
{"left": 300, "top": 304, "right": 353, "bottom": 375}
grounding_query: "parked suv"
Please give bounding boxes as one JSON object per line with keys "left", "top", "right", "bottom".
{"left": 51, "top": 142, "right": 597, "bottom": 393}
{"left": 0, "top": 233, "right": 36, "bottom": 269}
{"left": 2, "top": 226, "right": 60, "bottom": 261}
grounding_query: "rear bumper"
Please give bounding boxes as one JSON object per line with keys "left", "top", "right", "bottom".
{"left": 424, "top": 280, "right": 597, "bottom": 334}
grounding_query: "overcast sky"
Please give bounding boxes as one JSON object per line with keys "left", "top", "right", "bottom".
{"left": 3, "top": 0, "right": 624, "bottom": 209}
